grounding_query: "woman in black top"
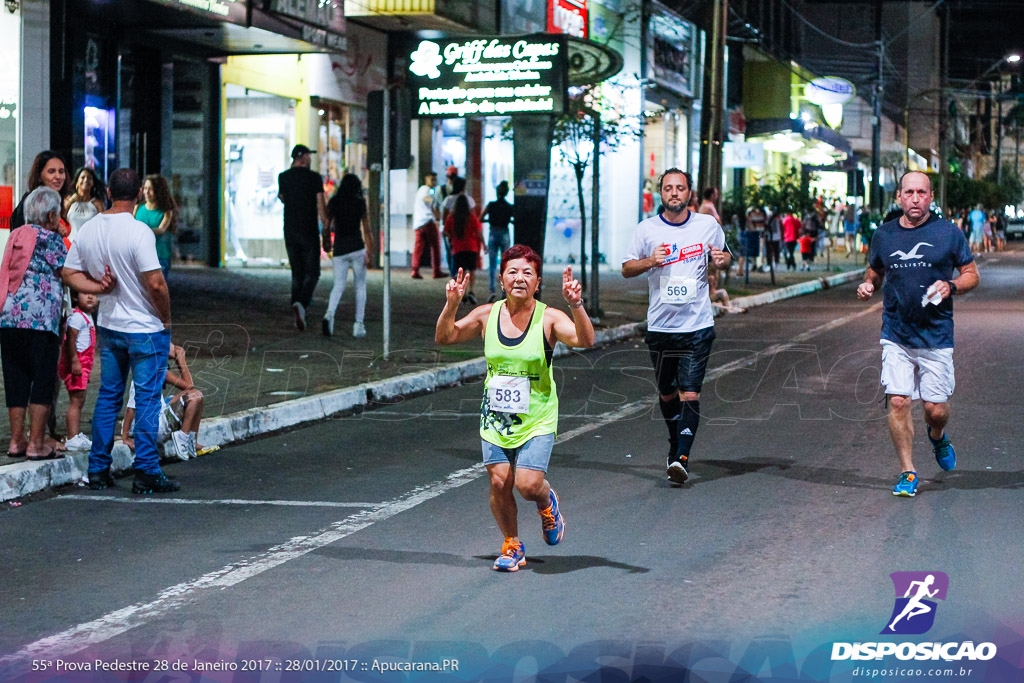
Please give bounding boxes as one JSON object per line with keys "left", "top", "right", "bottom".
{"left": 321, "top": 174, "right": 373, "bottom": 338}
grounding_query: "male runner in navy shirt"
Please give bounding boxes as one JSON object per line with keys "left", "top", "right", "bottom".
{"left": 856, "top": 171, "right": 979, "bottom": 497}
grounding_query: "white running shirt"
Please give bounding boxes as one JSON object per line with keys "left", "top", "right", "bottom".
{"left": 623, "top": 211, "right": 726, "bottom": 333}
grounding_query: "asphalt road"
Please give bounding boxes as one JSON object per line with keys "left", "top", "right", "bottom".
{"left": 1, "top": 251, "right": 1022, "bottom": 682}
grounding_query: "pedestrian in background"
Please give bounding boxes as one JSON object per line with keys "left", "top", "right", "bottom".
{"left": 444, "top": 194, "right": 484, "bottom": 305}
{"left": 856, "top": 171, "right": 979, "bottom": 498}
{"left": 322, "top": 174, "right": 372, "bottom": 339}
{"left": 698, "top": 187, "right": 721, "bottom": 222}
{"left": 782, "top": 211, "right": 801, "bottom": 271}
{"left": 967, "top": 204, "right": 986, "bottom": 255}
{"left": 135, "top": 174, "right": 177, "bottom": 277}
{"left": 64, "top": 167, "right": 106, "bottom": 242}
{"left": 58, "top": 290, "right": 98, "bottom": 451}
{"left": 410, "top": 171, "right": 444, "bottom": 280}
{"left": 843, "top": 200, "right": 858, "bottom": 256}
{"left": 622, "top": 169, "right": 731, "bottom": 484}
{"left": 480, "top": 180, "right": 514, "bottom": 301}
{"left": 0, "top": 188, "right": 71, "bottom": 461}
{"left": 435, "top": 246, "right": 594, "bottom": 572}
{"left": 63, "top": 167, "right": 174, "bottom": 494}
{"left": 277, "top": 144, "right": 327, "bottom": 331}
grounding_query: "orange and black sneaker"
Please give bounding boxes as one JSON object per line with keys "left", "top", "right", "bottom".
{"left": 492, "top": 538, "right": 526, "bottom": 572}
{"left": 538, "top": 489, "right": 565, "bottom": 545}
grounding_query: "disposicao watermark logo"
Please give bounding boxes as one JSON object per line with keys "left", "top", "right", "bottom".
{"left": 831, "top": 572, "right": 998, "bottom": 663}
{"left": 882, "top": 571, "right": 948, "bottom": 635}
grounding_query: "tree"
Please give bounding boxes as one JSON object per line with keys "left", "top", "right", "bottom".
{"left": 549, "top": 85, "right": 641, "bottom": 305}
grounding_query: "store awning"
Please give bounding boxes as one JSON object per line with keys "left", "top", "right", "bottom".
{"left": 746, "top": 117, "right": 852, "bottom": 157}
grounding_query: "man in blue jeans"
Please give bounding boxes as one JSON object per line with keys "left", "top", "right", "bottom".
{"left": 63, "top": 168, "right": 177, "bottom": 494}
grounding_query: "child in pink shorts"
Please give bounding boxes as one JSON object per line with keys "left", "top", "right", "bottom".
{"left": 58, "top": 292, "right": 98, "bottom": 450}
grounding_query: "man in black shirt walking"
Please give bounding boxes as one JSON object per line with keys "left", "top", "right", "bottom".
{"left": 277, "top": 144, "right": 327, "bottom": 330}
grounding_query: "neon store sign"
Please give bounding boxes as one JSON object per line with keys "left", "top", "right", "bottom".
{"left": 408, "top": 35, "right": 567, "bottom": 119}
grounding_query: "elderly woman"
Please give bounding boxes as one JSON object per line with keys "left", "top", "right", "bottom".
{"left": 0, "top": 188, "right": 70, "bottom": 459}
{"left": 435, "top": 245, "right": 595, "bottom": 572}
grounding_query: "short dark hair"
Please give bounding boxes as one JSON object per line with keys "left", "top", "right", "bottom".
{"left": 426, "top": 171, "right": 437, "bottom": 179}
{"left": 898, "top": 170, "right": 932, "bottom": 193}
{"left": 500, "top": 244, "right": 542, "bottom": 276}
{"left": 658, "top": 168, "right": 692, "bottom": 192}
{"left": 702, "top": 186, "right": 718, "bottom": 200}
{"left": 496, "top": 180, "right": 509, "bottom": 197}
{"left": 107, "top": 168, "right": 142, "bottom": 201}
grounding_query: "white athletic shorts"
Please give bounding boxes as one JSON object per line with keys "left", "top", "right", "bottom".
{"left": 880, "top": 340, "right": 955, "bottom": 403}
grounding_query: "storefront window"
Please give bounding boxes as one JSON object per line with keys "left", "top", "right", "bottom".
{"left": 224, "top": 84, "right": 296, "bottom": 263}
{"left": 0, "top": 8, "right": 20, "bottom": 229}
{"left": 316, "top": 101, "right": 346, "bottom": 197}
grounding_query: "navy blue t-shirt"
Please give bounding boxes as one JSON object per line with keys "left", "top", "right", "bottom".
{"left": 868, "top": 213, "right": 973, "bottom": 349}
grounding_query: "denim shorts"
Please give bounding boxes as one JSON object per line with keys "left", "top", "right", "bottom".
{"left": 481, "top": 432, "right": 555, "bottom": 472}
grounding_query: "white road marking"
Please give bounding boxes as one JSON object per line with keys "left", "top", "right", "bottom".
{"left": 1, "top": 301, "right": 883, "bottom": 668}
{"left": 57, "top": 495, "right": 379, "bottom": 508}
{"left": 0, "top": 464, "right": 485, "bottom": 671}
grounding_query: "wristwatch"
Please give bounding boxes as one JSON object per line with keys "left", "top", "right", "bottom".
{"left": 948, "top": 281, "right": 958, "bottom": 295}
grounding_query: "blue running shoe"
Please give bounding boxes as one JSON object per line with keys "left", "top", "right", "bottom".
{"left": 539, "top": 489, "right": 565, "bottom": 545}
{"left": 926, "top": 423, "right": 956, "bottom": 471}
{"left": 893, "top": 471, "right": 919, "bottom": 497}
{"left": 493, "top": 538, "right": 526, "bottom": 572}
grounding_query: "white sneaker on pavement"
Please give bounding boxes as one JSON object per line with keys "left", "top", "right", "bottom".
{"left": 292, "top": 302, "right": 306, "bottom": 331}
{"left": 170, "top": 430, "right": 192, "bottom": 461}
{"left": 353, "top": 321, "right": 366, "bottom": 338}
{"left": 65, "top": 433, "right": 92, "bottom": 450}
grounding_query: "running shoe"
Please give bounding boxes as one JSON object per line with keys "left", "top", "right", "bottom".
{"left": 666, "top": 454, "right": 689, "bottom": 484}
{"left": 353, "top": 321, "right": 367, "bottom": 338}
{"left": 926, "top": 423, "right": 956, "bottom": 471}
{"left": 492, "top": 538, "right": 526, "bottom": 572}
{"left": 170, "top": 430, "right": 192, "bottom": 461}
{"left": 538, "top": 489, "right": 565, "bottom": 545}
{"left": 292, "top": 302, "right": 306, "bottom": 331}
{"left": 892, "top": 471, "right": 918, "bottom": 497}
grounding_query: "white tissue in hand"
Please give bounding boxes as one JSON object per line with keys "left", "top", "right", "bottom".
{"left": 921, "top": 284, "right": 942, "bottom": 307}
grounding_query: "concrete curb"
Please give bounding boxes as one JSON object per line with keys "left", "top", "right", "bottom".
{"left": 0, "top": 270, "right": 857, "bottom": 502}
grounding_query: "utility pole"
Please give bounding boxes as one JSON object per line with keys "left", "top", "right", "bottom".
{"left": 870, "top": 0, "right": 884, "bottom": 215}
{"left": 382, "top": 87, "right": 391, "bottom": 361}
{"left": 995, "top": 96, "right": 1004, "bottom": 185}
{"left": 590, "top": 113, "right": 602, "bottom": 318}
{"left": 698, "top": 0, "right": 727, "bottom": 199}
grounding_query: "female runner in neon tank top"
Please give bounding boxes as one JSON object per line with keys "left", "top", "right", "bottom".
{"left": 435, "top": 244, "right": 595, "bottom": 572}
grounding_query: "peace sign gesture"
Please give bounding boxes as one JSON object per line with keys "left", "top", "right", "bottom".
{"left": 562, "top": 266, "right": 583, "bottom": 309}
{"left": 445, "top": 268, "right": 469, "bottom": 307}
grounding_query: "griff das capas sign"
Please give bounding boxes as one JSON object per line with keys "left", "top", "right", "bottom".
{"left": 407, "top": 35, "right": 568, "bottom": 119}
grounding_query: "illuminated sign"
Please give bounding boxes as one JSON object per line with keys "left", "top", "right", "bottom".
{"left": 548, "top": 0, "right": 588, "bottom": 39}
{"left": 805, "top": 77, "right": 856, "bottom": 106}
{"left": 407, "top": 35, "right": 567, "bottom": 119}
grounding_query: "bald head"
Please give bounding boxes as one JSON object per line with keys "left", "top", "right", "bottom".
{"left": 899, "top": 171, "right": 931, "bottom": 193}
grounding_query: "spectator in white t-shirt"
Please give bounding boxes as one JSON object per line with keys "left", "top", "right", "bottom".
{"left": 410, "top": 171, "right": 445, "bottom": 279}
{"left": 63, "top": 167, "right": 177, "bottom": 494}
{"left": 622, "top": 168, "right": 731, "bottom": 485}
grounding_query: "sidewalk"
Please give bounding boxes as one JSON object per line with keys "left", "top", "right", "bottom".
{"left": 0, "top": 253, "right": 866, "bottom": 502}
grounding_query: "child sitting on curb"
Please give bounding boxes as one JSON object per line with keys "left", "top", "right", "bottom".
{"left": 121, "top": 343, "right": 218, "bottom": 459}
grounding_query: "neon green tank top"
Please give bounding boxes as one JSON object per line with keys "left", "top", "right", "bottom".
{"left": 481, "top": 301, "right": 558, "bottom": 448}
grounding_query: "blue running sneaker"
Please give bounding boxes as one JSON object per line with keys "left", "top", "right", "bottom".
{"left": 493, "top": 538, "right": 526, "bottom": 572}
{"left": 926, "top": 423, "right": 956, "bottom": 471}
{"left": 893, "top": 471, "right": 919, "bottom": 497}
{"left": 538, "top": 489, "right": 565, "bottom": 545}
